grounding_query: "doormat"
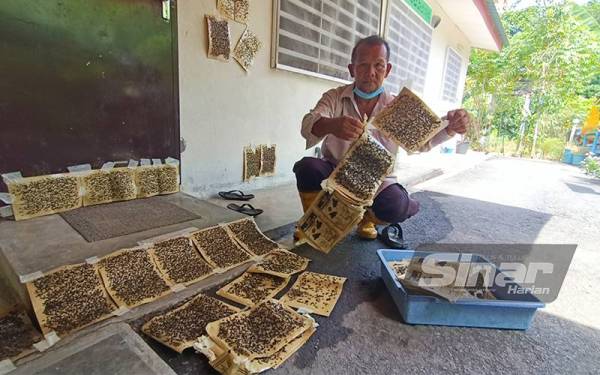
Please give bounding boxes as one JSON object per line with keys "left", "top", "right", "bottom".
{"left": 60, "top": 198, "right": 200, "bottom": 242}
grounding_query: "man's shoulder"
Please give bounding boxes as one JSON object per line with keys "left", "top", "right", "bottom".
{"left": 382, "top": 89, "right": 396, "bottom": 105}
{"left": 323, "top": 84, "right": 353, "bottom": 98}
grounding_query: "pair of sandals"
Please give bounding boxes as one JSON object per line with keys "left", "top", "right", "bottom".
{"left": 218, "top": 190, "right": 263, "bottom": 217}
{"left": 218, "top": 190, "right": 406, "bottom": 248}
{"left": 379, "top": 223, "right": 407, "bottom": 249}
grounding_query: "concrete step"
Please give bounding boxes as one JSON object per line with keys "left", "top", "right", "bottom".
{"left": 0, "top": 192, "right": 257, "bottom": 373}
{"left": 11, "top": 323, "right": 176, "bottom": 375}
{"left": 0, "top": 193, "right": 244, "bottom": 310}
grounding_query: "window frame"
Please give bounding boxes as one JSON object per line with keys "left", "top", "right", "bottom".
{"left": 270, "top": 0, "right": 385, "bottom": 84}
{"left": 440, "top": 46, "right": 464, "bottom": 103}
{"left": 382, "top": 0, "right": 434, "bottom": 95}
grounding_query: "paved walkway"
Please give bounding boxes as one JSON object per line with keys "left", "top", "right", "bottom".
{"left": 207, "top": 151, "right": 493, "bottom": 231}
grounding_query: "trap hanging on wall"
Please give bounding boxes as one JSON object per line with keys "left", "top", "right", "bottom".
{"left": 243, "top": 144, "right": 276, "bottom": 181}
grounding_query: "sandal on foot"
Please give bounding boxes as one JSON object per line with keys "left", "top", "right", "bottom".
{"left": 379, "top": 223, "right": 407, "bottom": 249}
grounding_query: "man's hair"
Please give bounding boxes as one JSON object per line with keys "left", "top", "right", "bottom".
{"left": 351, "top": 35, "right": 391, "bottom": 63}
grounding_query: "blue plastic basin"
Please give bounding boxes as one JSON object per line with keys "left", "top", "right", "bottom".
{"left": 571, "top": 154, "right": 585, "bottom": 166}
{"left": 562, "top": 149, "right": 573, "bottom": 164}
{"left": 378, "top": 249, "right": 545, "bottom": 330}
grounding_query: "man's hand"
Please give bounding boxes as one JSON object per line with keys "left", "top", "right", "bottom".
{"left": 331, "top": 116, "right": 364, "bottom": 141}
{"left": 312, "top": 116, "right": 364, "bottom": 141}
{"left": 445, "top": 109, "right": 470, "bottom": 137}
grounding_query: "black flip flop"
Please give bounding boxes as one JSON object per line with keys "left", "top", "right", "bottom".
{"left": 218, "top": 190, "right": 255, "bottom": 201}
{"left": 227, "top": 203, "right": 263, "bottom": 217}
{"left": 379, "top": 223, "right": 407, "bottom": 249}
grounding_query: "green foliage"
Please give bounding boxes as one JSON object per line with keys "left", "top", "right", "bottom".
{"left": 578, "top": 0, "right": 600, "bottom": 26}
{"left": 581, "top": 75, "right": 600, "bottom": 100}
{"left": 485, "top": 136, "right": 520, "bottom": 156}
{"left": 540, "top": 138, "right": 565, "bottom": 160}
{"left": 582, "top": 155, "right": 600, "bottom": 178}
{"left": 491, "top": 97, "right": 524, "bottom": 139}
{"left": 464, "top": 0, "right": 600, "bottom": 160}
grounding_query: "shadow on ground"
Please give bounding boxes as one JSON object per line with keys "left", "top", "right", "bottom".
{"left": 129, "top": 190, "right": 600, "bottom": 374}
{"left": 565, "top": 182, "right": 600, "bottom": 195}
{"left": 574, "top": 175, "right": 600, "bottom": 186}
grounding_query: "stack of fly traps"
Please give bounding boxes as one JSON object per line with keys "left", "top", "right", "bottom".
{"left": 296, "top": 134, "right": 394, "bottom": 253}
{"left": 196, "top": 299, "right": 317, "bottom": 374}
{"left": 142, "top": 293, "right": 240, "bottom": 353}
{"left": 0, "top": 157, "right": 180, "bottom": 221}
{"left": 296, "top": 87, "right": 445, "bottom": 253}
{"left": 15, "top": 213, "right": 321, "bottom": 370}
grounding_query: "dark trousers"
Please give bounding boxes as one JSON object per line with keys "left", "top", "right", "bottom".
{"left": 293, "top": 157, "right": 420, "bottom": 223}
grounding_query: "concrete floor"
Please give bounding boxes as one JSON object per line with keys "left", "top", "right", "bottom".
{"left": 0, "top": 193, "right": 244, "bottom": 309}
{"left": 11, "top": 323, "right": 176, "bottom": 375}
{"left": 127, "top": 156, "right": 600, "bottom": 374}
{"left": 0, "top": 277, "right": 16, "bottom": 309}
{"left": 272, "top": 157, "right": 600, "bottom": 374}
{"left": 0, "top": 193, "right": 245, "bottom": 277}
{"left": 2, "top": 192, "right": 257, "bottom": 372}
{"left": 204, "top": 151, "right": 490, "bottom": 232}
{"left": 206, "top": 183, "right": 303, "bottom": 232}
{"left": 5, "top": 154, "right": 599, "bottom": 374}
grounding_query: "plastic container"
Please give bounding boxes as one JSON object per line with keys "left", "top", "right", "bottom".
{"left": 571, "top": 154, "right": 586, "bottom": 166}
{"left": 456, "top": 141, "right": 470, "bottom": 154}
{"left": 562, "top": 149, "right": 573, "bottom": 164}
{"left": 378, "top": 249, "right": 545, "bottom": 330}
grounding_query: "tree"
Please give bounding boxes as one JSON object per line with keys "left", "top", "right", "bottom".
{"left": 464, "top": 0, "right": 599, "bottom": 158}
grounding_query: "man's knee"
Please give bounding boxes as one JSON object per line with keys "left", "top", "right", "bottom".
{"left": 371, "top": 184, "right": 420, "bottom": 223}
{"left": 293, "top": 157, "right": 317, "bottom": 175}
{"left": 374, "top": 201, "right": 419, "bottom": 224}
{"left": 293, "top": 157, "right": 333, "bottom": 192}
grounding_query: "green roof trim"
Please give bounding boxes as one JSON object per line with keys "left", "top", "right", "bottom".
{"left": 485, "top": 0, "right": 509, "bottom": 47}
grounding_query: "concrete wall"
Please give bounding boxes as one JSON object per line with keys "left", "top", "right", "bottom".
{"left": 178, "top": 0, "right": 471, "bottom": 197}
{"left": 424, "top": 0, "right": 472, "bottom": 116}
{"left": 178, "top": 0, "right": 336, "bottom": 198}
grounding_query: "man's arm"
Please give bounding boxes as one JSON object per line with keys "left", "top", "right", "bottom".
{"left": 418, "top": 109, "right": 470, "bottom": 152}
{"left": 301, "top": 90, "right": 364, "bottom": 149}
{"left": 301, "top": 90, "right": 337, "bottom": 149}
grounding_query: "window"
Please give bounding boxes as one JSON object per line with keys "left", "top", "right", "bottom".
{"left": 441, "top": 47, "right": 463, "bottom": 102}
{"left": 383, "top": 0, "right": 433, "bottom": 95}
{"left": 272, "top": 0, "right": 382, "bottom": 83}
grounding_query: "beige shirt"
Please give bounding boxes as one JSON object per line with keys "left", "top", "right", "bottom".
{"left": 301, "top": 84, "right": 451, "bottom": 192}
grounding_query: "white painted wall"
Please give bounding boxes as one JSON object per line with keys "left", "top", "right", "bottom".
{"left": 178, "top": 0, "right": 472, "bottom": 198}
{"left": 424, "top": 0, "right": 472, "bottom": 116}
{"left": 178, "top": 0, "right": 336, "bottom": 198}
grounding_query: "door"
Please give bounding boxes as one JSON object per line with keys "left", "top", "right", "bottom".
{"left": 0, "top": 0, "right": 179, "bottom": 191}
